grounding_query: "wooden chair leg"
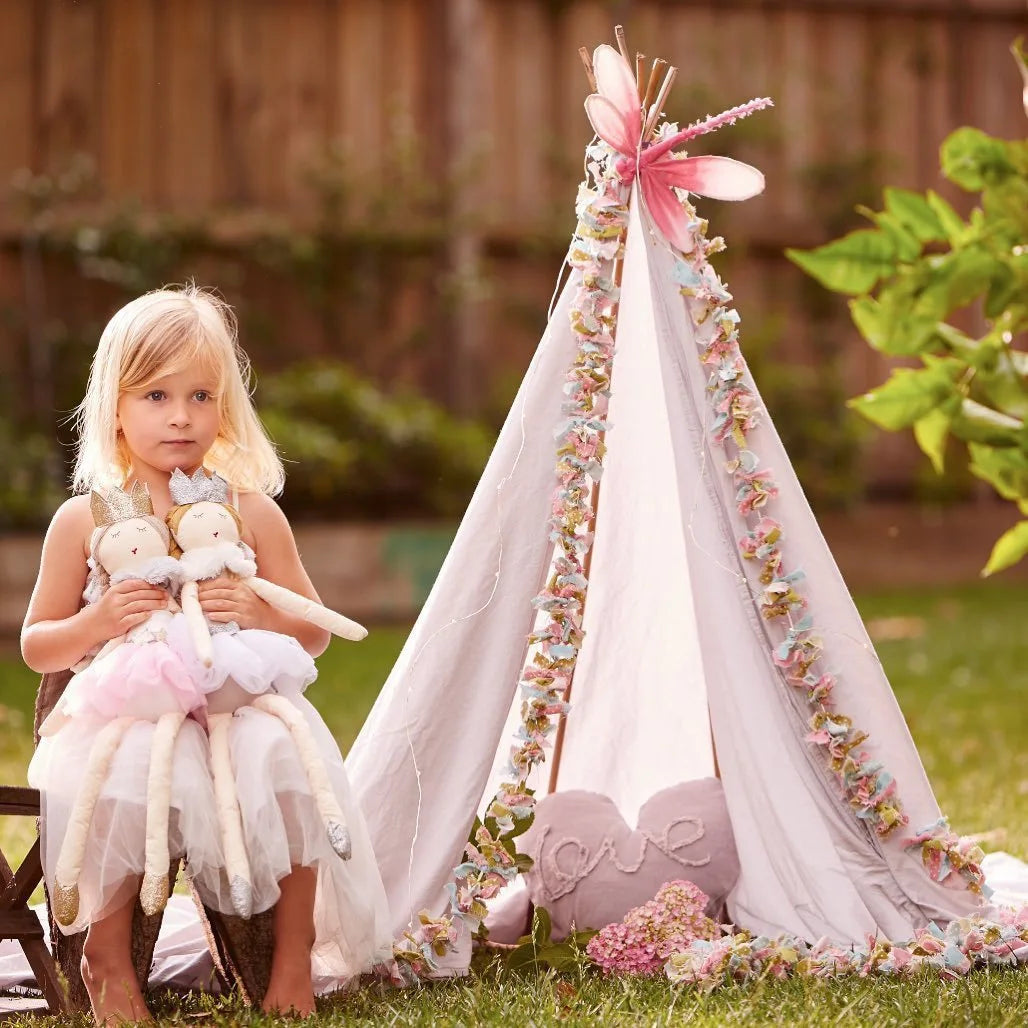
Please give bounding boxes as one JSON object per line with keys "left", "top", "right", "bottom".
{"left": 0, "top": 837, "right": 78, "bottom": 1014}
{"left": 198, "top": 900, "right": 275, "bottom": 1006}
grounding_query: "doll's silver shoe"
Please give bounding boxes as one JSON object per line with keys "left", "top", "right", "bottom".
{"left": 230, "top": 875, "right": 254, "bottom": 919}
{"left": 327, "top": 821, "right": 352, "bottom": 861}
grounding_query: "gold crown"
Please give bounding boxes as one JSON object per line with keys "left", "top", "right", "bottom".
{"left": 90, "top": 482, "right": 154, "bottom": 527}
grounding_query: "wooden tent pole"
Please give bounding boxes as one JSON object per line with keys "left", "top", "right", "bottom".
{"left": 546, "top": 254, "right": 625, "bottom": 796}
{"left": 614, "top": 24, "right": 631, "bottom": 66}
{"left": 641, "top": 58, "right": 666, "bottom": 117}
{"left": 578, "top": 47, "right": 597, "bottom": 92}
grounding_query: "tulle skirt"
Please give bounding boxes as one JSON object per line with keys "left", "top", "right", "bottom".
{"left": 165, "top": 616, "right": 318, "bottom": 701}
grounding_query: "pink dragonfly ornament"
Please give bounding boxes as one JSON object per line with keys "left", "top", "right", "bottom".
{"left": 584, "top": 44, "right": 772, "bottom": 252}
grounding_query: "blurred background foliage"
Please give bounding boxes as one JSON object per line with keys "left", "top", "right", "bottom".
{"left": 0, "top": 120, "right": 875, "bottom": 529}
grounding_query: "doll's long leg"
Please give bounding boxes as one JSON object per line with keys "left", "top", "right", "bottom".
{"left": 139, "top": 711, "right": 186, "bottom": 916}
{"left": 250, "top": 695, "right": 352, "bottom": 860}
{"left": 208, "top": 712, "right": 254, "bottom": 918}
{"left": 52, "top": 716, "right": 137, "bottom": 927}
{"left": 181, "top": 581, "right": 214, "bottom": 667}
{"left": 244, "top": 577, "right": 368, "bottom": 641}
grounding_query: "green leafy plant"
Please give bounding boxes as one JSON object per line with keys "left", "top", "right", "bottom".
{"left": 0, "top": 418, "right": 65, "bottom": 531}
{"left": 504, "top": 906, "right": 596, "bottom": 975}
{"left": 259, "top": 361, "right": 494, "bottom": 521}
{"left": 787, "top": 41, "right": 1028, "bottom": 574}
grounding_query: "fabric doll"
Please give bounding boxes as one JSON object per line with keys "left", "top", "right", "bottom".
{"left": 37, "top": 483, "right": 209, "bottom": 925}
{"left": 165, "top": 467, "right": 366, "bottom": 918}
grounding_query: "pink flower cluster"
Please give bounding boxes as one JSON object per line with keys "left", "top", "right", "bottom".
{"left": 666, "top": 907, "right": 1028, "bottom": 990}
{"left": 586, "top": 880, "right": 717, "bottom": 976}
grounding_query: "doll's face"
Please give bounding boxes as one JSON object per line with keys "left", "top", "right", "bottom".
{"left": 96, "top": 517, "right": 168, "bottom": 574}
{"left": 173, "top": 502, "right": 241, "bottom": 551}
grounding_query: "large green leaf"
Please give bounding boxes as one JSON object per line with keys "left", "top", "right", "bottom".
{"left": 984, "top": 175, "right": 1028, "bottom": 236}
{"left": 849, "top": 294, "right": 935, "bottom": 356}
{"left": 951, "top": 398, "right": 1024, "bottom": 446}
{"left": 933, "top": 322, "right": 981, "bottom": 361}
{"left": 849, "top": 365, "right": 958, "bottom": 431}
{"left": 973, "top": 348, "right": 1028, "bottom": 421}
{"left": 942, "top": 127, "right": 1016, "bottom": 191}
{"left": 983, "top": 519, "right": 1028, "bottom": 576}
{"left": 848, "top": 275, "right": 941, "bottom": 357}
{"left": 786, "top": 229, "right": 896, "bottom": 295}
{"left": 868, "top": 210, "right": 922, "bottom": 262}
{"left": 918, "top": 246, "right": 997, "bottom": 317}
{"left": 913, "top": 405, "right": 954, "bottom": 474}
{"left": 969, "top": 443, "right": 1028, "bottom": 502}
{"left": 925, "top": 190, "right": 967, "bottom": 244}
{"left": 883, "top": 187, "right": 946, "bottom": 243}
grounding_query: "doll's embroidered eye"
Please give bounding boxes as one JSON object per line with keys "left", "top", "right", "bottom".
{"left": 110, "top": 530, "right": 120, "bottom": 538}
{"left": 219, "top": 512, "right": 229, "bottom": 519}
{"left": 136, "top": 526, "right": 148, "bottom": 532}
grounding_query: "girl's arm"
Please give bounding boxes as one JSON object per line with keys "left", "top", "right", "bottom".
{"left": 203, "top": 494, "right": 331, "bottom": 658}
{"left": 21, "top": 498, "right": 167, "bottom": 674}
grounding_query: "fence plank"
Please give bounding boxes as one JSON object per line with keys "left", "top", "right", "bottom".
{"left": 160, "top": 0, "right": 218, "bottom": 208}
{"left": 100, "top": 0, "right": 159, "bottom": 199}
{"left": 40, "top": 0, "right": 100, "bottom": 174}
{"left": 0, "top": 0, "right": 38, "bottom": 184}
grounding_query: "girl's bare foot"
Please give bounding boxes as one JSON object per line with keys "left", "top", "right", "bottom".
{"left": 262, "top": 965, "right": 317, "bottom": 1018}
{"left": 81, "top": 950, "right": 153, "bottom": 1025}
{"left": 263, "top": 866, "right": 318, "bottom": 1017}
{"left": 82, "top": 898, "right": 153, "bottom": 1025}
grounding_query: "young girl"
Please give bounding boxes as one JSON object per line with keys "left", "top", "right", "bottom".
{"left": 22, "top": 285, "right": 394, "bottom": 1023}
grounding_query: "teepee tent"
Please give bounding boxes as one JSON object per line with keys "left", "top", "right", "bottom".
{"left": 347, "top": 32, "right": 986, "bottom": 975}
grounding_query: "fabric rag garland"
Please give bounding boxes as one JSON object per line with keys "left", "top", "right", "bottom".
{"left": 671, "top": 193, "right": 988, "bottom": 895}
{"left": 665, "top": 907, "right": 1028, "bottom": 989}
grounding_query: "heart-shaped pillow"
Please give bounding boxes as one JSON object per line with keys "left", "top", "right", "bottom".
{"left": 519, "top": 778, "right": 739, "bottom": 939}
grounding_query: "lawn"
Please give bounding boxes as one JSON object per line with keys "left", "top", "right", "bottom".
{"left": 0, "top": 583, "right": 1025, "bottom": 1026}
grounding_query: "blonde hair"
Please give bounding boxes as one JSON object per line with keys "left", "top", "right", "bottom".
{"left": 71, "top": 284, "right": 284, "bottom": 496}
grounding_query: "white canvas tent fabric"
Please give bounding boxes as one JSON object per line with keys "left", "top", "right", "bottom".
{"left": 346, "top": 184, "right": 983, "bottom": 969}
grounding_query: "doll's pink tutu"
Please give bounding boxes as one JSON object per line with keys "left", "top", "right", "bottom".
{"left": 40, "top": 611, "right": 207, "bottom": 735}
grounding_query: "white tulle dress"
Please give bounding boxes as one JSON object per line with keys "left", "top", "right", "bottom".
{"left": 29, "top": 560, "right": 396, "bottom": 988}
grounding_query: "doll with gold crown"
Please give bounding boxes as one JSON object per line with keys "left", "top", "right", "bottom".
{"left": 29, "top": 482, "right": 225, "bottom": 932}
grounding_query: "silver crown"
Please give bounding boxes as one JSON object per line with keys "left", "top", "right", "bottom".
{"left": 168, "top": 467, "right": 230, "bottom": 506}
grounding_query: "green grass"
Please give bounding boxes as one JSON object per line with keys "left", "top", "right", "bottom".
{"left": 1, "top": 585, "right": 1026, "bottom": 1025}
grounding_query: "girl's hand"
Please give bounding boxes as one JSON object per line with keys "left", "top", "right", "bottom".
{"left": 90, "top": 579, "right": 168, "bottom": 640}
{"left": 197, "top": 575, "right": 267, "bottom": 630}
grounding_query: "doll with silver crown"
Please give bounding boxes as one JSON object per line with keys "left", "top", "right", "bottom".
{"left": 29, "top": 482, "right": 223, "bottom": 931}
{"left": 165, "top": 465, "right": 368, "bottom": 918}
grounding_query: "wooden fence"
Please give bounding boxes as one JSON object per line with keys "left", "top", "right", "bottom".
{"left": 0, "top": 0, "right": 1026, "bottom": 495}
